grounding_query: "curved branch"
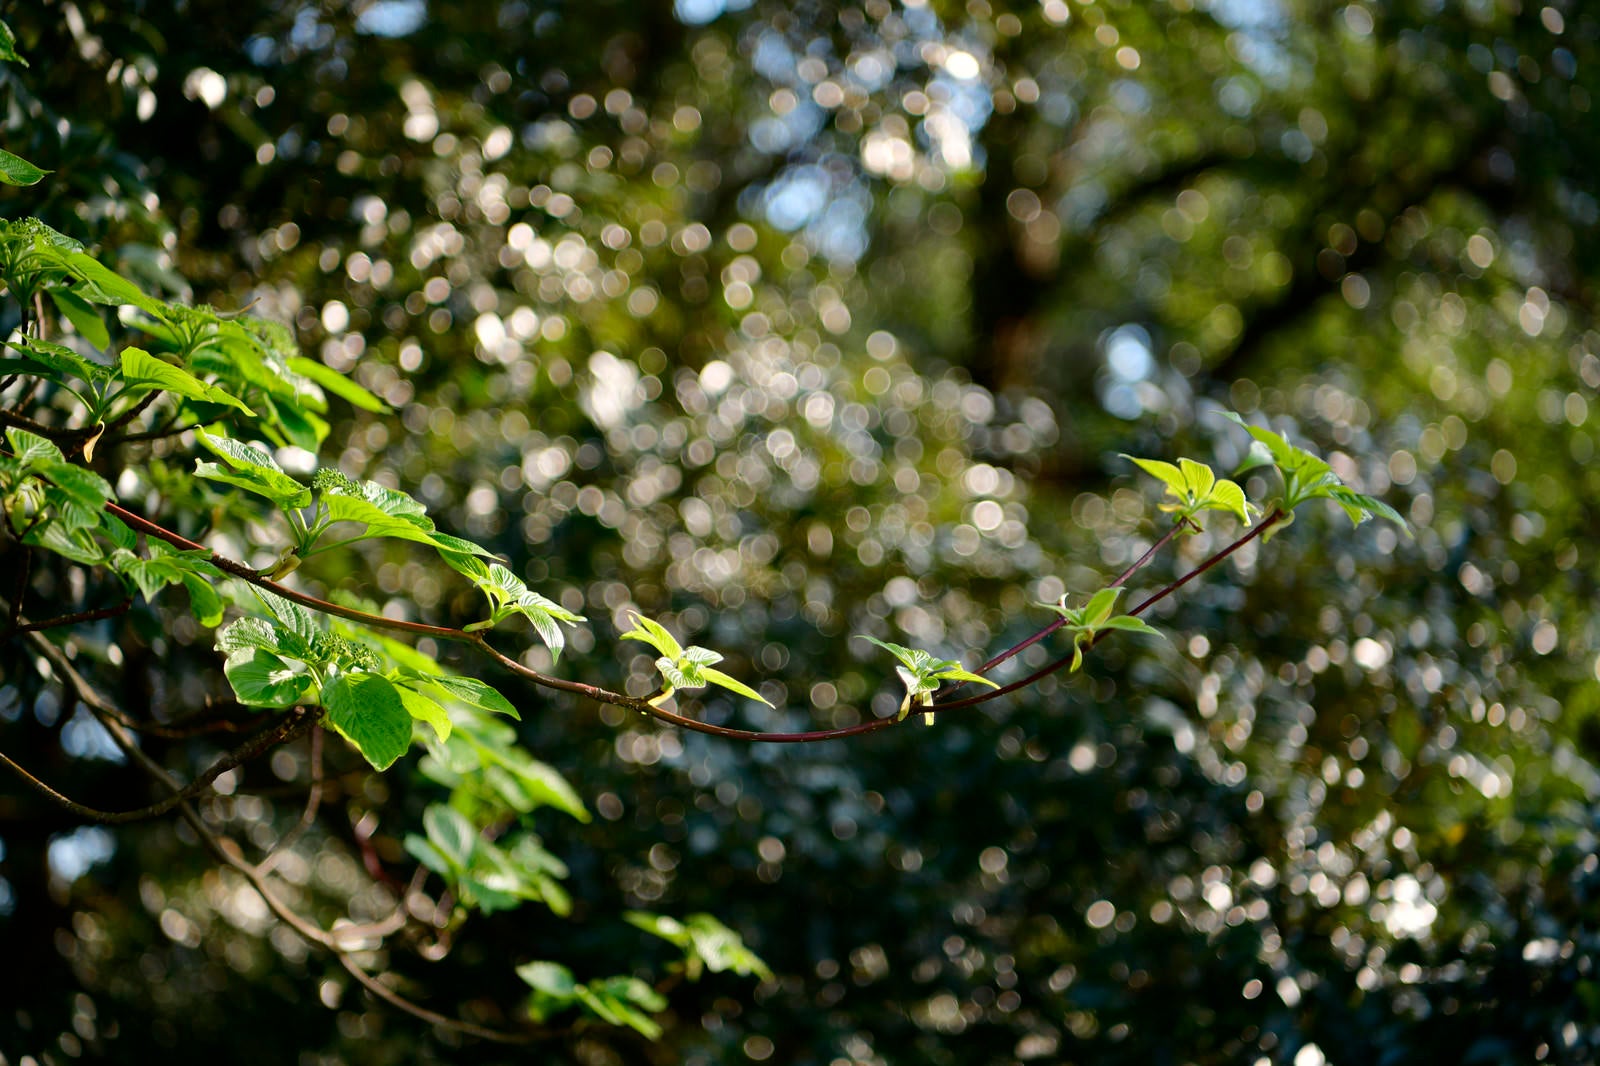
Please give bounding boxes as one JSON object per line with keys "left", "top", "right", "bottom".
{"left": 932, "top": 510, "right": 1284, "bottom": 714}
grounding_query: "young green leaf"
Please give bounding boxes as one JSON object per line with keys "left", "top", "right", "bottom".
{"left": 0, "top": 148, "right": 48, "bottom": 187}
{"left": 223, "top": 649, "right": 313, "bottom": 709}
{"left": 1041, "top": 587, "right": 1165, "bottom": 673}
{"left": 1123, "top": 453, "right": 1256, "bottom": 527}
{"left": 1221, "top": 413, "right": 1408, "bottom": 532}
{"left": 122, "top": 346, "right": 253, "bottom": 413}
{"left": 48, "top": 289, "right": 111, "bottom": 349}
{"left": 421, "top": 674, "right": 521, "bottom": 721}
{"left": 0, "top": 19, "right": 29, "bottom": 65}
{"left": 858, "top": 635, "right": 998, "bottom": 720}
{"left": 394, "top": 684, "right": 453, "bottom": 742}
{"left": 287, "top": 356, "right": 389, "bottom": 412}
{"left": 619, "top": 611, "right": 684, "bottom": 660}
{"left": 321, "top": 672, "right": 413, "bottom": 771}
{"left": 623, "top": 612, "right": 770, "bottom": 706}
{"left": 194, "top": 428, "right": 310, "bottom": 508}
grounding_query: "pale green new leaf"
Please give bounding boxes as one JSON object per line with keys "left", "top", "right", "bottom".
{"left": 395, "top": 683, "right": 452, "bottom": 742}
{"left": 287, "top": 356, "right": 388, "bottom": 412}
{"left": 422, "top": 674, "right": 520, "bottom": 720}
{"left": 57, "top": 252, "right": 169, "bottom": 320}
{"left": 7, "top": 427, "right": 63, "bottom": 467}
{"left": 223, "top": 649, "right": 313, "bottom": 709}
{"left": 11, "top": 334, "right": 112, "bottom": 384}
{"left": 700, "top": 666, "right": 773, "bottom": 706}
{"left": 1207, "top": 479, "right": 1255, "bottom": 525}
{"left": 1122, "top": 455, "right": 1187, "bottom": 495}
{"left": 321, "top": 672, "right": 413, "bottom": 771}
{"left": 215, "top": 616, "right": 283, "bottom": 657}
{"left": 47, "top": 290, "right": 110, "bottom": 349}
{"left": 620, "top": 611, "right": 683, "bottom": 660}
{"left": 122, "top": 347, "right": 251, "bottom": 413}
{"left": 0, "top": 19, "right": 29, "bottom": 65}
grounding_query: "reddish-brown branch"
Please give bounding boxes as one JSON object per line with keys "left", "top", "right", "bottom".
{"left": 98, "top": 500, "right": 1282, "bottom": 745}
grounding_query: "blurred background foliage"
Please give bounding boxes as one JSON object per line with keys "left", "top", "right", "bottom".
{"left": 3, "top": 0, "right": 1599, "bottom": 1062}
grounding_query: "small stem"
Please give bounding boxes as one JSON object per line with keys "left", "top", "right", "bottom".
{"left": 296, "top": 532, "right": 372, "bottom": 559}
{"left": 14, "top": 597, "right": 131, "bottom": 633}
{"left": 1125, "top": 508, "right": 1281, "bottom": 619}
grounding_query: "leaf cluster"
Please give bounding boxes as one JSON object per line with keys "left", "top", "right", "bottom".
{"left": 1122, "top": 454, "right": 1255, "bottom": 527}
{"left": 621, "top": 611, "right": 770, "bottom": 707}
{"left": 1041, "top": 587, "right": 1164, "bottom": 672}
{"left": 1224, "top": 413, "right": 1408, "bottom": 533}
{"left": 857, "top": 635, "right": 997, "bottom": 720}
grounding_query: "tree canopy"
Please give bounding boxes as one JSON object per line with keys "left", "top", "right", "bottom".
{"left": 2, "top": 1, "right": 1598, "bottom": 1063}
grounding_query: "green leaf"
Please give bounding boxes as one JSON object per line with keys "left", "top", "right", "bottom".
{"left": 38, "top": 461, "right": 112, "bottom": 511}
{"left": 858, "top": 635, "right": 930, "bottom": 671}
{"left": 683, "top": 914, "right": 774, "bottom": 979}
{"left": 395, "top": 682, "right": 452, "bottom": 742}
{"left": 58, "top": 253, "right": 169, "bottom": 320}
{"left": 700, "top": 666, "right": 773, "bottom": 706}
{"left": 619, "top": 611, "right": 684, "bottom": 660}
{"left": 0, "top": 19, "right": 29, "bottom": 65}
{"left": 250, "top": 586, "right": 321, "bottom": 648}
{"left": 287, "top": 356, "right": 389, "bottom": 412}
{"left": 489, "top": 749, "right": 589, "bottom": 821}
{"left": 511, "top": 591, "right": 586, "bottom": 663}
{"left": 1177, "top": 457, "right": 1215, "bottom": 498}
{"left": 1326, "top": 486, "right": 1411, "bottom": 533}
{"left": 216, "top": 616, "right": 285, "bottom": 656}
{"left": 576, "top": 979, "right": 665, "bottom": 1039}
{"left": 402, "top": 835, "right": 456, "bottom": 879}
{"left": 422, "top": 674, "right": 521, "bottom": 720}
{"left": 1122, "top": 455, "right": 1188, "bottom": 495}
{"left": 1096, "top": 616, "right": 1166, "bottom": 637}
{"left": 431, "top": 532, "right": 498, "bottom": 558}
{"left": 121, "top": 347, "right": 252, "bottom": 413}
{"left": 25, "top": 521, "right": 106, "bottom": 566}
{"left": 933, "top": 667, "right": 999, "bottom": 690}
{"left": 323, "top": 492, "right": 440, "bottom": 545}
{"left": 626, "top": 911, "right": 690, "bottom": 946}
{"left": 516, "top": 960, "right": 579, "bottom": 1000}
{"left": 1083, "top": 586, "right": 1122, "bottom": 625}
{"left": 1206, "top": 479, "right": 1254, "bottom": 524}
{"left": 223, "top": 649, "right": 313, "bottom": 709}
{"left": 177, "top": 572, "right": 224, "bottom": 627}
{"left": 321, "top": 672, "right": 414, "bottom": 770}
{"left": 110, "top": 544, "right": 221, "bottom": 623}
{"left": 6, "top": 427, "right": 63, "bottom": 467}
{"left": 0, "top": 148, "right": 48, "bottom": 187}
{"left": 195, "top": 460, "right": 309, "bottom": 509}
{"left": 194, "top": 428, "right": 309, "bottom": 507}
{"left": 11, "top": 334, "right": 112, "bottom": 384}
{"left": 48, "top": 290, "right": 111, "bottom": 349}
{"left": 422, "top": 804, "right": 476, "bottom": 867}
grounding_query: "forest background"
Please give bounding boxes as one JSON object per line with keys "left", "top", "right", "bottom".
{"left": 2, "top": 0, "right": 1599, "bottom": 1063}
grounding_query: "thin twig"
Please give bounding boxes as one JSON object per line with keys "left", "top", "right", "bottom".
{"left": 0, "top": 704, "right": 319, "bottom": 823}
{"left": 14, "top": 597, "right": 131, "bottom": 633}
{"left": 931, "top": 510, "right": 1284, "bottom": 714}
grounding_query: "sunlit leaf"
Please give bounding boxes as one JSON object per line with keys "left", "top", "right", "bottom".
{"left": 321, "top": 672, "right": 413, "bottom": 770}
